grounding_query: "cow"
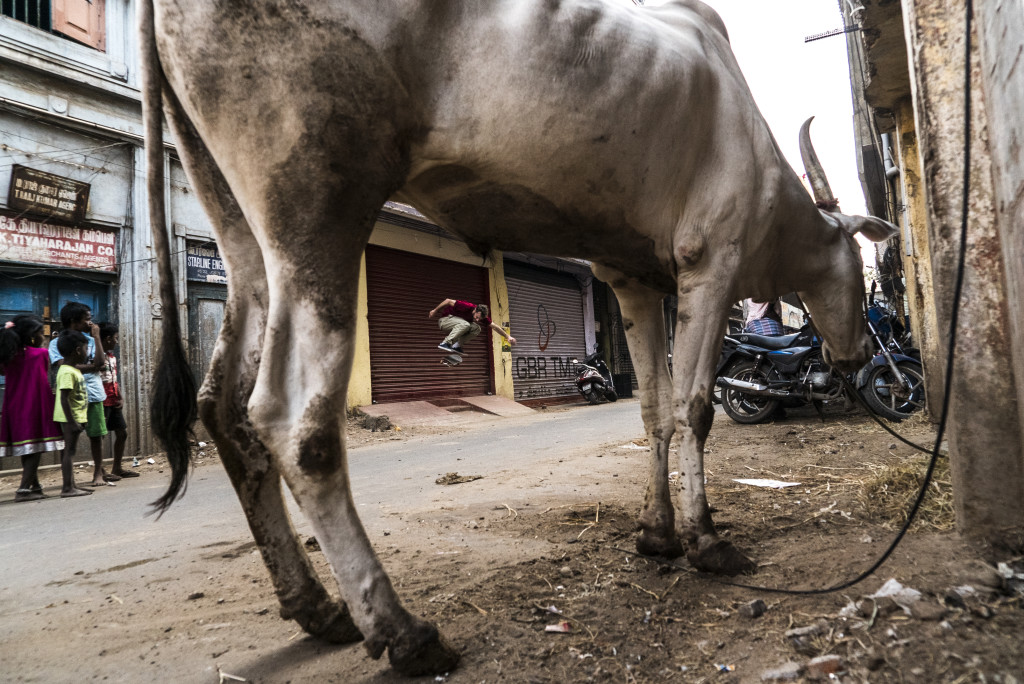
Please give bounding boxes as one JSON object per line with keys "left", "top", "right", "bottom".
{"left": 141, "top": 0, "right": 898, "bottom": 675}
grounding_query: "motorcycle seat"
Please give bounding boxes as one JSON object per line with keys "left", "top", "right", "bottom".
{"left": 732, "top": 331, "right": 802, "bottom": 350}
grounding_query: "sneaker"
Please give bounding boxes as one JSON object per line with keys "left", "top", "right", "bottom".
{"left": 438, "top": 342, "right": 457, "bottom": 353}
{"left": 451, "top": 343, "right": 463, "bottom": 352}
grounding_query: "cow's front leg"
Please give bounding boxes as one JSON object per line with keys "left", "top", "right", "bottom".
{"left": 672, "top": 282, "right": 756, "bottom": 575}
{"left": 166, "top": 102, "right": 360, "bottom": 643}
{"left": 598, "top": 269, "right": 682, "bottom": 558}
{"left": 250, "top": 239, "right": 458, "bottom": 676}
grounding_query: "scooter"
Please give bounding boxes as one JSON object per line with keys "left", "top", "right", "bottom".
{"left": 571, "top": 351, "right": 618, "bottom": 405}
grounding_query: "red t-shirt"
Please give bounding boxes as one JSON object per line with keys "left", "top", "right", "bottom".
{"left": 441, "top": 300, "right": 491, "bottom": 326}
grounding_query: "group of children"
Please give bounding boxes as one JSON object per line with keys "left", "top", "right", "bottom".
{"left": 0, "top": 302, "right": 132, "bottom": 500}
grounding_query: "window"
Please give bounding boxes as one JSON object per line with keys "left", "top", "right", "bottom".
{"left": 2, "top": 0, "right": 105, "bottom": 51}
{"left": 1, "top": 0, "right": 51, "bottom": 29}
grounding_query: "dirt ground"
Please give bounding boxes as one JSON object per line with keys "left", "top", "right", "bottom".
{"left": 3, "top": 404, "right": 1023, "bottom": 683}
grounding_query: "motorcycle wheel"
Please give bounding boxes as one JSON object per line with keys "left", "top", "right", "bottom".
{"left": 583, "top": 388, "right": 602, "bottom": 405}
{"left": 605, "top": 388, "right": 618, "bottom": 402}
{"left": 721, "top": 360, "right": 781, "bottom": 424}
{"left": 861, "top": 360, "right": 926, "bottom": 420}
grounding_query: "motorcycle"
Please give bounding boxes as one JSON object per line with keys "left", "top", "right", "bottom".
{"left": 570, "top": 351, "right": 618, "bottom": 405}
{"left": 715, "top": 323, "right": 832, "bottom": 424}
{"left": 854, "top": 286, "right": 926, "bottom": 420}
{"left": 716, "top": 301, "right": 926, "bottom": 423}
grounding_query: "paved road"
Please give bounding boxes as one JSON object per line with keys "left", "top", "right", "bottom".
{"left": 0, "top": 399, "right": 645, "bottom": 604}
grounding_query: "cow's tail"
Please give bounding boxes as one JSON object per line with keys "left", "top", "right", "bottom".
{"left": 141, "top": 0, "right": 198, "bottom": 515}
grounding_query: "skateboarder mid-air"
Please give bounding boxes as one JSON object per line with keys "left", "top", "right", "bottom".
{"left": 429, "top": 299, "right": 516, "bottom": 359}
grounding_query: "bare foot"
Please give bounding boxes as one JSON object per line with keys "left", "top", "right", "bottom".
{"left": 85, "top": 480, "right": 113, "bottom": 487}
{"left": 14, "top": 489, "right": 44, "bottom": 502}
{"left": 61, "top": 488, "right": 94, "bottom": 498}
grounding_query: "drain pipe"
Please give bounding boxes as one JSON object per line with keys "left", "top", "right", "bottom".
{"left": 882, "top": 133, "right": 900, "bottom": 180}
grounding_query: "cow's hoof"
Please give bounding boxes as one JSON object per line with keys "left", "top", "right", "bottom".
{"left": 281, "top": 595, "right": 363, "bottom": 644}
{"left": 388, "top": 620, "right": 460, "bottom": 676}
{"left": 686, "top": 535, "right": 756, "bottom": 576}
{"left": 636, "top": 530, "right": 684, "bottom": 559}
{"left": 305, "top": 603, "right": 364, "bottom": 644}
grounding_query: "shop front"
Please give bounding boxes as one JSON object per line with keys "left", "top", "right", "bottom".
{"left": 0, "top": 173, "right": 120, "bottom": 469}
{"left": 504, "top": 260, "right": 593, "bottom": 403}
{"left": 364, "top": 244, "right": 493, "bottom": 403}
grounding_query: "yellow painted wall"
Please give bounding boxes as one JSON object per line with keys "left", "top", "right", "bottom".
{"left": 488, "top": 257, "right": 515, "bottom": 400}
{"left": 346, "top": 252, "right": 372, "bottom": 410}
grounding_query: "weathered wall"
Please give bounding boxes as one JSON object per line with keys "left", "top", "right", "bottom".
{"left": 975, "top": 0, "right": 1024, "bottom": 449}
{"left": 903, "top": 0, "right": 1024, "bottom": 541}
{"left": 892, "top": 100, "right": 943, "bottom": 416}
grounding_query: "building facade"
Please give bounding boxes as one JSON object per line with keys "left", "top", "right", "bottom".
{"left": 1, "top": 4, "right": 610, "bottom": 472}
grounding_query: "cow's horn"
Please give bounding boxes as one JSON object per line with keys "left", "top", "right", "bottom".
{"left": 799, "top": 117, "right": 839, "bottom": 211}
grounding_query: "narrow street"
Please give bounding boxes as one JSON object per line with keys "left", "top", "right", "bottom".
{"left": 0, "top": 399, "right": 648, "bottom": 680}
{"left": 2, "top": 400, "right": 644, "bottom": 591}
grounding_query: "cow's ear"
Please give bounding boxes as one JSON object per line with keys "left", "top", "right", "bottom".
{"left": 843, "top": 215, "right": 899, "bottom": 243}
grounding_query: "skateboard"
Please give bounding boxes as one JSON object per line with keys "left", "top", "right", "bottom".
{"left": 440, "top": 348, "right": 466, "bottom": 367}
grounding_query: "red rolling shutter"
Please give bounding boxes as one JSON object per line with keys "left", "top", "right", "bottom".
{"left": 365, "top": 245, "right": 493, "bottom": 402}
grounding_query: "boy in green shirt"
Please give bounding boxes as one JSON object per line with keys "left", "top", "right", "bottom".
{"left": 54, "top": 330, "right": 92, "bottom": 498}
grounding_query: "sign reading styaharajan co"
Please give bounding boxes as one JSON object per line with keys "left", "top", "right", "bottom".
{"left": 8, "top": 165, "right": 91, "bottom": 224}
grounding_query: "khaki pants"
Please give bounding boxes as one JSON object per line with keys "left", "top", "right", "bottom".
{"left": 439, "top": 315, "right": 481, "bottom": 346}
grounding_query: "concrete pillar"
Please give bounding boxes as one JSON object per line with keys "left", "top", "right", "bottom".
{"left": 903, "top": 0, "right": 1024, "bottom": 541}
{"left": 125, "top": 144, "right": 161, "bottom": 458}
{"left": 975, "top": 0, "right": 1024, "bottom": 450}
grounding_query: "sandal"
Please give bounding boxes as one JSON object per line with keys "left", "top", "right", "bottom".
{"left": 14, "top": 488, "right": 44, "bottom": 502}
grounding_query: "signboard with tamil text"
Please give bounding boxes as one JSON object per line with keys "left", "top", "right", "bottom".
{"left": 8, "top": 165, "right": 91, "bottom": 224}
{"left": 0, "top": 212, "right": 117, "bottom": 272}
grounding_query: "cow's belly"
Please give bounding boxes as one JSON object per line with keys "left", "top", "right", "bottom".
{"left": 398, "top": 168, "right": 676, "bottom": 293}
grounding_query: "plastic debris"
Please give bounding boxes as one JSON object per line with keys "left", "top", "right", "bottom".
{"left": 198, "top": 441, "right": 207, "bottom": 447}
{"left": 545, "top": 621, "right": 572, "bottom": 633}
{"left": 147, "top": 458, "right": 156, "bottom": 464}
{"left": 714, "top": 663, "right": 736, "bottom": 673}
{"left": 132, "top": 458, "right": 140, "bottom": 467}
{"left": 761, "top": 662, "right": 802, "bottom": 681}
{"left": 870, "top": 578, "right": 922, "bottom": 614}
{"left": 734, "top": 478, "right": 801, "bottom": 489}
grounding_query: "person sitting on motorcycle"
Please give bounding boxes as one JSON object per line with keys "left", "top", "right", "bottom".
{"left": 742, "top": 297, "right": 784, "bottom": 336}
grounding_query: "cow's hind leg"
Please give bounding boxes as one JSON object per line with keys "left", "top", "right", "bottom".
{"left": 671, "top": 279, "right": 756, "bottom": 575}
{"left": 595, "top": 267, "right": 682, "bottom": 558}
{"left": 165, "top": 100, "right": 361, "bottom": 643}
{"left": 247, "top": 200, "right": 458, "bottom": 675}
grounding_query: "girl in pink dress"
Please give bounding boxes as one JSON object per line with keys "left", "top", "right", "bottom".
{"left": 1, "top": 314, "right": 65, "bottom": 501}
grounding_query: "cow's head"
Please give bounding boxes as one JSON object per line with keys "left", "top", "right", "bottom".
{"left": 796, "top": 118, "right": 899, "bottom": 373}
